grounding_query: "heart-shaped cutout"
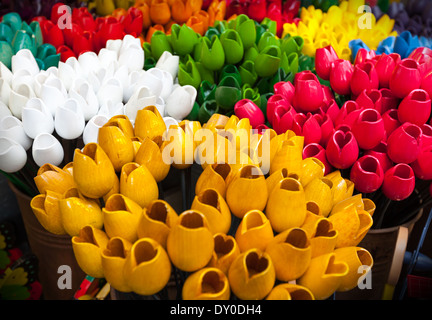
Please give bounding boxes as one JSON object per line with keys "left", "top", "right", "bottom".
{"left": 200, "top": 270, "right": 226, "bottom": 294}
{"left": 245, "top": 251, "right": 269, "bottom": 277}
{"left": 134, "top": 240, "right": 157, "bottom": 264}
{"left": 214, "top": 234, "right": 235, "bottom": 257}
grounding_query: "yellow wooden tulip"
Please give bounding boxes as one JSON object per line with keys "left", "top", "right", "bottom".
{"left": 102, "top": 173, "right": 120, "bottom": 204}
{"left": 299, "top": 157, "right": 325, "bottom": 187}
{"left": 72, "top": 142, "right": 117, "bottom": 199}
{"left": 195, "top": 129, "right": 235, "bottom": 170}
{"left": 266, "top": 177, "right": 307, "bottom": 233}
{"left": 228, "top": 248, "right": 275, "bottom": 300}
{"left": 134, "top": 135, "right": 171, "bottom": 182}
{"left": 130, "top": 136, "right": 142, "bottom": 158}
{"left": 123, "top": 238, "right": 172, "bottom": 296}
{"left": 304, "top": 177, "right": 334, "bottom": 217}
{"left": 297, "top": 252, "right": 349, "bottom": 300}
{"left": 101, "top": 236, "right": 133, "bottom": 293}
{"left": 167, "top": 210, "right": 214, "bottom": 272}
{"left": 103, "top": 193, "right": 142, "bottom": 243}
{"left": 137, "top": 199, "right": 178, "bottom": 248}
{"left": 98, "top": 119, "right": 135, "bottom": 172}
{"left": 207, "top": 233, "right": 240, "bottom": 275}
{"left": 362, "top": 198, "right": 376, "bottom": 216}
{"left": 63, "top": 162, "right": 74, "bottom": 175}
{"left": 107, "top": 115, "right": 134, "bottom": 139}
{"left": 182, "top": 267, "right": 230, "bottom": 300}
{"left": 224, "top": 115, "right": 251, "bottom": 151}
{"left": 266, "top": 167, "right": 300, "bottom": 195}
{"left": 34, "top": 163, "right": 75, "bottom": 195}
{"left": 195, "top": 163, "right": 232, "bottom": 198}
{"left": 59, "top": 187, "right": 103, "bottom": 237}
{"left": 265, "top": 228, "right": 311, "bottom": 282}
{"left": 331, "top": 194, "right": 364, "bottom": 215}
{"left": 71, "top": 225, "right": 109, "bottom": 279}
{"left": 301, "top": 201, "right": 325, "bottom": 238}
{"left": 119, "top": 162, "right": 159, "bottom": 208}
{"left": 161, "top": 124, "right": 195, "bottom": 169}
{"left": 270, "top": 135, "right": 304, "bottom": 175}
{"left": 133, "top": 105, "right": 166, "bottom": 141}
{"left": 191, "top": 188, "right": 231, "bottom": 234}
{"left": 328, "top": 206, "right": 373, "bottom": 248}
{"left": 203, "top": 113, "right": 230, "bottom": 132}
{"left": 266, "top": 283, "right": 315, "bottom": 300}
{"left": 226, "top": 164, "right": 268, "bottom": 219}
{"left": 235, "top": 210, "right": 274, "bottom": 253}
{"left": 30, "top": 190, "right": 66, "bottom": 235}
{"left": 333, "top": 246, "right": 373, "bottom": 292}
{"left": 325, "top": 171, "right": 354, "bottom": 207}
{"left": 308, "top": 218, "right": 338, "bottom": 258}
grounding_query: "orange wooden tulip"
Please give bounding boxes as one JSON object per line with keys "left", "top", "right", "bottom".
{"left": 266, "top": 283, "right": 315, "bottom": 300}
{"left": 161, "top": 124, "right": 195, "bottom": 169}
{"left": 145, "top": 24, "right": 165, "bottom": 42}
{"left": 135, "top": 135, "right": 171, "bottom": 182}
{"left": 134, "top": 105, "right": 166, "bottom": 141}
{"left": 308, "top": 217, "right": 338, "bottom": 258}
{"left": 182, "top": 267, "right": 230, "bottom": 300}
{"left": 31, "top": 190, "right": 66, "bottom": 235}
{"left": 171, "top": 0, "right": 193, "bottom": 24}
{"left": 149, "top": 0, "right": 171, "bottom": 25}
{"left": 195, "top": 163, "right": 232, "bottom": 198}
{"left": 134, "top": 1, "right": 151, "bottom": 30}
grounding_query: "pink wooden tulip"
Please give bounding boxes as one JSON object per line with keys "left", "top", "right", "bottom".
{"left": 234, "top": 99, "right": 265, "bottom": 129}
{"left": 382, "top": 109, "right": 401, "bottom": 139}
{"left": 397, "top": 89, "right": 431, "bottom": 126}
{"left": 273, "top": 81, "right": 295, "bottom": 103}
{"left": 329, "top": 59, "right": 354, "bottom": 96}
{"left": 355, "top": 89, "right": 382, "bottom": 114}
{"left": 315, "top": 45, "right": 339, "bottom": 81}
{"left": 389, "top": 58, "right": 422, "bottom": 99}
{"left": 292, "top": 71, "right": 324, "bottom": 112}
{"left": 387, "top": 122, "right": 423, "bottom": 164}
{"left": 303, "top": 143, "right": 333, "bottom": 175}
{"left": 364, "top": 141, "right": 393, "bottom": 173}
{"left": 350, "top": 61, "right": 379, "bottom": 97}
{"left": 411, "top": 145, "right": 432, "bottom": 180}
{"left": 374, "top": 52, "right": 401, "bottom": 88}
{"left": 326, "top": 129, "right": 359, "bottom": 170}
{"left": 292, "top": 113, "right": 322, "bottom": 146}
{"left": 352, "top": 108, "right": 385, "bottom": 150}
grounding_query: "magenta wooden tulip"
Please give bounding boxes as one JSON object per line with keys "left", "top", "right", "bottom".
{"left": 382, "top": 163, "right": 415, "bottom": 201}
{"left": 315, "top": 45, "right": 339, "bottom": 81}
{"left": 364, "top": 141, "right": 393, "bottom": 173}
{"left": 314, "top": 113, "right": 334, "bottom": 147}
{"left": 397, "top": 89, "right": 431, "bottom": 126}
{"left": 389, "top": 58, "right": 422, "bottom": 99}
{"left": 293, "top": 71, "right": 324, "bottom": 112}
{"left": 411, "top": 145, "right": 432, "bottom": 180}
{"left": 374, "top": 53, "right": 401, "bottom": 89}
{"left": 421, "top": 69, "right": 432, "bottom": 99}
{"left": 387, "top": 122, "right": 423, "bottom": 164}
{"left": 292, "top": 113, "right": 322, "bottom": 146}
{"left": 350, "top": 62, "right": 379, "bottom": 97}
{"left": 234, "top": 99, "right": 265, "bottom": 129}
{"left": 303, "top": 143, "right": 332, "bottom": 176}
{"left": 350, "top": 155, "right": 384, "bottom": 193}
{"left": 325, "top": 130, "right": 359, "bottom": 170}
{"left": 272, "top": 104, "right": 297, "bottom": 135}
{"left": 321, "top": 99, "right": 340, "bottom": 125}
{"left": 352, "top": 108, "right": 385, "bottom": 150}
{"left": 329, "top": 59, "right": 354, "bottom": 96}
{"left": 421, "top": 124, "right": 432, "bottom": 147}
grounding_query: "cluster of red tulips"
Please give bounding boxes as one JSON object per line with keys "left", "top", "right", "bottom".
{"left": 32, "top": 3, "right": 144, "bottom": 62}
{"left": 245, "top": 44, "right": 432, "bottom": 202}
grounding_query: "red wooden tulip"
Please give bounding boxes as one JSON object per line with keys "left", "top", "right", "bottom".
{"left": 273, "top": 81, "right": 295, "bottom": 103}
{"left": 379, "top": 88, "right": 400, "bottom": 114}
{"left": 421, "top": 123, "right": 432, "bottom": 148}
{"left": 382, "top": 163, "right": 415, "bottom": 201}
{"left": 72, "top": 7, "right": 96, "bottom": 33}
{"left": 234, "top": 99, "right": 265, "bottom": 129}
{"left": 272, "top": 104, "right": 297, "bottom": 135}
{"left": 292, "top": 113, "right": 322, "bottom": 146}
{"left": 292, "top": 71, "right": 324, "bottom": 112}
{"left": 352, "top": 108, "right": 385, "bottom": 150}
{"left": 389, "top": 58, "right": 422, "bottom": 99}
{"left": 303, "top": 143, "right": 332, "bottom": 175}
{"left": 334, "top": 100, "right": 362, "bottom": 130}
{"left": 326, "top": 129, "right": 359, "bottom": 170}
{"left": 411, "top": 145, "right": 432, "bottom": 180}
{"left": 314, "top": 113, "right": 334, "bottom": 147}
{"left": 320, "top": 99, "right": 340, "bottom": 125}
{"left": 421, "top": 70, "right": 432, "bottom": 99}
{"left": 315, "top": 45, "right": 339, "bottom": 81}
{"left": 353, "top": 48, "right": 376, "bottom": 66}
{"left": 350, "top": 155, "right": 384, "bottom": 194}
{"left": 321, "top": 84, "right": 334, "bottom": 105}
{"left": 40, "top": 20, "right": 65, "bottom": 48}
{"left": 247, "top": 0, "right": 267, "bottom": 22}
{"left": 355, "top": 89, "right": 382, "bottom": 113}
{"left": 63, "top": 23, "right": 84, "bottom": 49}
{"left": 374, "top": 52, "right": 401, "bottom": 88}
{"left": 387, "top": 122, "right": 423, "bottom": 164}
{"left": 57, "top": 45, "right": 76, "bottom": 63}
{"left": 382, "top": 109, "right": 401, "bottom": 139}
{"left": 266, "top": 94, "right": 291, "bottom": 126}
{"left": 120, "top": 7, "right": 144, "bottom": 35}
{"left": 329, "top": 59, "right": 354, "bottom": 96}
{"left": 95, "top": 17, "right": 125, "bottom": 51}
{"left": 73, "top": 31, "right": 94, "bottom": 56}
{"left": 350, "top": 61, "right": 379, "bottom": 97}
{"left": 398, "top": 89, "right": 431, "bottom": 126}
{"left": 364, "top": 141, "right": 393, "bottom": 173}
